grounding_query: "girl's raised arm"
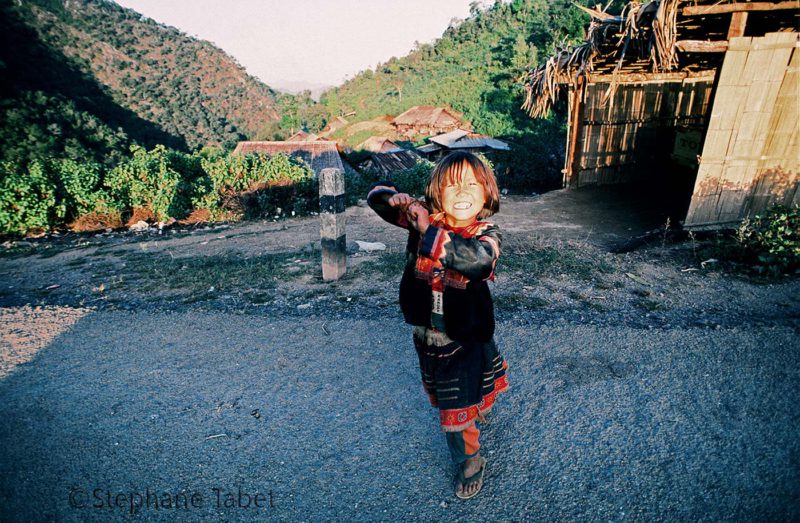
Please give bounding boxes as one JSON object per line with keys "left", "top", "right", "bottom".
{"left": 418, "top": 223, "right": 501, "bottom": 282}
{"left": 366, "top": 180, "right": 412, "bottom": 229}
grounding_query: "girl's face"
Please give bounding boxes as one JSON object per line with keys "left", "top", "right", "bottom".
{"left": 441, "top": 164, "right": 485, "bottom": 227}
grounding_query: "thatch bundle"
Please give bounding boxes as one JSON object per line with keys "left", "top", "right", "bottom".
{"left": 522, "top": 0, "right": 681, "bottom": 118}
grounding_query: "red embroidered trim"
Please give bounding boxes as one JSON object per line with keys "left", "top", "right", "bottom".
{"left": 437, "top": 369, "right": 510, "bottom": 432}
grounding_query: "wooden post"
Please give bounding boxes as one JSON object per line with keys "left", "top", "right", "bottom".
{"left": 319, "top": 168, "right": 346, "bottom": 281}
{"left": 727, "top": 11, "right": 748, "bottom": 39}
{"left": 565, "top": 76, "right": 586, "bottom": 188}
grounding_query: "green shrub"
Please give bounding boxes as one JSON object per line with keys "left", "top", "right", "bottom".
{"left": 735, "top": 204, "right": 799, "bottom": 276}
{"left": 51, "top": 158, "right": 121, "bottom": 219}
{"left": 351, "top": 160, "right": 435, "bottom": 205}
{"left": 195, "top": 152, "right": 315, "bottom": 219}
{"left": 0, "top": 145, "right": 324, "bottom": 234}
{"left": 386, "top": 161, "right": 434, "bottom": 197}
{"left": 105, "top": 144, "right": 188, "bottom": 221}
{"left": 0, "top": 161, "right": 59, "bottom": 235}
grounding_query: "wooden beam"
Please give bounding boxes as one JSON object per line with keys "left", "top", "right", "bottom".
{"left": 565, "top": 77, "right": 586, "bottom": 188}
{"left": 727, "top": 11, "right": 749, "bottom": 39}
{"left": 676, "top": 40, "right": 730, "bottom": 53}
{"left": 586, "top": 70, "right": 717, "bottom": 83}
{"left": 683, "top": 1, "right": 799, "bottom": 16}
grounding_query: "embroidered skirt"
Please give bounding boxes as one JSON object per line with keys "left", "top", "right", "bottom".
{"left": 412, "top": 326, "right": 509, "bottom": 432}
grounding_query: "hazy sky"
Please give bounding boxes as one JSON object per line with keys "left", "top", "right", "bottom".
{"left": 114, "top": 0, "right": 477, "bottom": 91}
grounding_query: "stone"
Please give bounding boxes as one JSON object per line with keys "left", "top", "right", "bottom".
{"left": 355, "top": 240, "right": 386, "bottom": 252}
{"left": 129, "top": 220, "right": 149, "bottom": 232}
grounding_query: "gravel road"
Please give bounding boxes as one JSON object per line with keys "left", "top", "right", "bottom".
{"left": 1, "top": 307, "right": 797, "bottom": 522}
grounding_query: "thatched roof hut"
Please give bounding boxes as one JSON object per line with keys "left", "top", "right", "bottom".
{"left": 319, "top": 116, "right": 349, "bottom": 137}
{"left": 391, "top": 106, "right": 472, "bottom": 137}
{"left": 286, "top": 130, "right": 320, "bottom": 142}
{"left": 522, "top": 0, "right": 799, "bottom": 229}
{"left": 355, "top": 136, "right": 402, "bottom": 153}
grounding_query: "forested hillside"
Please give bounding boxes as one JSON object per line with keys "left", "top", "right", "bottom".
{"left": 318, "top": 0, "right": 620, "bottom": 188}
{"left": 0, "top": 0, "right": 281, "bottom": 166}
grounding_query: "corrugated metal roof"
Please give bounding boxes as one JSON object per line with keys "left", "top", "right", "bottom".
{"left": 428, "top": 131, "right": 510, "bottom": 151}
{"left": 447, "top": 136, "right": 510, "bottom": 151}
{"left": 428, "top": 129, "right": 471, "bottom": 147}
{"left": 359, "top": 149, "right": 423, "bottom": 175}
{"left": 416, "top": 143, "right": 442, "bottom": 154}
{"left": 232, "top": 141, "right": 348, "bottom": 177}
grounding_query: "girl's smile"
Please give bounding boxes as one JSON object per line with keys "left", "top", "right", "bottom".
{"left": 442, "top": 166, "right": 485, "bottom": 227}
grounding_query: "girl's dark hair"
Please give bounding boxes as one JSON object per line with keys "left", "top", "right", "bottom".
{"left": 425, "top": 151, "right": 500, "bottom": 219}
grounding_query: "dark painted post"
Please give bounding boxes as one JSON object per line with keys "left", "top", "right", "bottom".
{"left": 319, "top": 168, "right": 346, "bottom": 281}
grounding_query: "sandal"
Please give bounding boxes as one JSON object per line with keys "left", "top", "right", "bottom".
{"left": 454, "top": 456, "right": 487, "bottom": 500}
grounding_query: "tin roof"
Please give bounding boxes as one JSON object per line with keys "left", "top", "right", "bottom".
{"left": 359, "top": 149, "right": 424, "bottom": 175}
{"left": 428, "top": 130, "right": 510, "bottom": 151}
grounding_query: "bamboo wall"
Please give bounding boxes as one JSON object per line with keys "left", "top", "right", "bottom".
{"left": 566, "top": 74, "right": 715, "bottom": 188}
{"left": 685, "top": 32, "right": 799, "bottom": 228}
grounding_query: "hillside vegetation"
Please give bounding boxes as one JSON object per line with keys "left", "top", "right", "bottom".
{"left": 317, "top": 0, "right": 625, "bottom": 190}
{"left": 0, "top": 0, "right": 281, "bottom": 166}
{"left": 0, "top": 0, "right": 623, "bottom": 235}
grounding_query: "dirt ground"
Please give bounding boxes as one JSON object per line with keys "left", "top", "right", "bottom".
{"left": 1, "top": 190, "right": 799, "bottom": 521}
{"left": 0, "top": 187, "right": 796, "bottom": 335}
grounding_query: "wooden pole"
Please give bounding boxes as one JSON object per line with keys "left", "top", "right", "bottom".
{"left": 319, "top": 168, "right": 346, "bottom": 281}
{"left": 683, "top": 1, "right": 799, "bottom": 16}
{"left": 565, "top": 76, "right": 586, "bottom": 188}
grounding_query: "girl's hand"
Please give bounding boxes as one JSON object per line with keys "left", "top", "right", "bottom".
{"left": 406, "top": 201, "right": 430, "bottom": 234}
{"left": 387, "top": 193, "right": 415, "bottom": 209}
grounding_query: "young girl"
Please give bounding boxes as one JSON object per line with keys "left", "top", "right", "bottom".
{"left": 367, "top": 151, "right": 509, "bottom": 500}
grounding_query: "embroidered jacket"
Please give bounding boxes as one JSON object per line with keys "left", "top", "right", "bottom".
{"left": 367, "top": 180, "right": 501, "bottom": 342}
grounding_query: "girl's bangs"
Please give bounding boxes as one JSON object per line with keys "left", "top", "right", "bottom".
{"left": 444, "top": 159, "right": 472, "bottom": 185}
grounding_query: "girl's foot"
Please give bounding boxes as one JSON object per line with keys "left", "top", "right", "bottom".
{"left": 455, "top": 454, "right": 487, "bottom": 499}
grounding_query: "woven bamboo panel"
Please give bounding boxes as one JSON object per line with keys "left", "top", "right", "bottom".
{"left": 576, "top": 76, "right": 714, "bottom": 187}
{"left": 686, "top": 32, "right": 799, "bottom": 227}
{"left": 749, "top": 34, "right": 800, "bottom": 215}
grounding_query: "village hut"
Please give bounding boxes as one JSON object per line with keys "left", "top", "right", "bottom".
{"left": 391, "top": 106, "right": 472, "bottom": 138}
{"left": 418, "top": 129, "right": 511, "bottom": 162}
{"left": 355, "top": 136, "right": 402, "bottom": 153}
{"left": 358, "top": 149, "right": 424, "bottom": 176}
{"left": 319, "top": 116, "right": 349, "bottom": 138}
{"left": 286, "top": 130, "right": 321, "bottom": 142}
{"left": 232, "top": 141, "right": 356, "bottom": 178}
{"left": 522, "top": 0, "right": 799, "bottom": 229}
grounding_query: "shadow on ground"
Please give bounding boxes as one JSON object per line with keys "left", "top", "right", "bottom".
{"left": 1, "top": 310, "right": 798, "bottom": 521}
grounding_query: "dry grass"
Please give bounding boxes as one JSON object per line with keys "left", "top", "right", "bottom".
{"left": 69, "top": 211, "right": 124, "bottom": 233}
{"left": 126, "top": 207, "right": 157, "bottom": 226}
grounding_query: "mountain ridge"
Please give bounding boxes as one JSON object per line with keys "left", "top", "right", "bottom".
{"left": 1, "top": 0, "right": 282, "bottom": 164}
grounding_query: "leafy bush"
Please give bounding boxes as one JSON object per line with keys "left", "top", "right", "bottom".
{"left": 195, "top": 152, "right": 315, "bottom": 219}
{"left": 0, "top": 145, "right": 324, "bottom": 235}
{"left": 735, "top": 205, "right": 799, "bottom": 276}
{"left": 349, "top": 160, "right": 434, "bottom": 205}
{"left": 104, "top": 145, "right": 192, "bottom": 221}
{"left": 51, "top": 158, "right": 120, "bottom": 219}
{"left": 0, "top": 161, "right": 59, "bottom": 235}
{"left": 388, "top": 161, "right": 435, "bottom": 197}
